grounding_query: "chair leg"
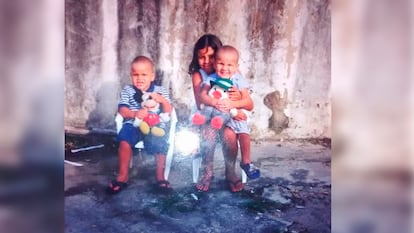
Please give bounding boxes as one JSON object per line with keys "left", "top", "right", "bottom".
{"left": 241, "top": 169, "right": 247, "bottom": 183}
{"left": 164, "top": 146, "right": 174, "bottom": 181}
{"left": 236, "top": 141, "right": 247, "bottom": 183}
{"left": 164, "top": 108, "right": 178, "bottom": 181}
{"left": 136, "top": 148, "right": 144, "bottom": 166}
{"left": 192, "top": 157, "right": 201, "bottom": 183}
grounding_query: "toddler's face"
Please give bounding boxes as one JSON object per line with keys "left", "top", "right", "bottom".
{"left": 214, "top": 51, "right": 238, "bottom": 78}
{"left": 197, "top": 46, "right": 215, "bottom": 74}
{"left": 130, "top": 61, "right": 155, "bottom": 91}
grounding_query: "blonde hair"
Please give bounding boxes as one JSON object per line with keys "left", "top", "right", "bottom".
{"left": 216, "top": 45, "right": 239, "bottom": 61}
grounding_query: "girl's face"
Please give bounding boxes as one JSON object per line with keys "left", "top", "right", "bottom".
{"left": 197, "top": 46, "right": 215, "bottom": 74}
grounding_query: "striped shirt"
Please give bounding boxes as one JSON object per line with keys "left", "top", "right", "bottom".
{"left": 118, "top": 84, "right": 170, "bottom": 122}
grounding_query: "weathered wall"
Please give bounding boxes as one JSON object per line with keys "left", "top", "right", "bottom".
{"left": 65, "top": 0, "right": 331, "bottom": 139}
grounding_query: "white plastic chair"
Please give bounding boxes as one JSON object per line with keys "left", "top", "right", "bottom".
{"left": 115, "top": 109, "right": 177, "bottom": 180}
{"left": 192, "top": 156, "right": 201, "bottom": 183}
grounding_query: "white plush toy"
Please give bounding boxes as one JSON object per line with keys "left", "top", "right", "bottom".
{"left": 192, "top": 77, "right": 238, "bottom": 129}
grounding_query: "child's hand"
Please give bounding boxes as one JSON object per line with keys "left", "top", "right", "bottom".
{"left": 135, "top": 108, "right": 148, "bottom": 119}
{"left": 232, "top": 109, "right": 248, "bottom": 121}
{"left": 217, "top": 99, "right": 232, "bottom": 112}
{"left": 227, "top": 87, "right": 241, "bottom": 101}
{"left": 148, "top": 92, "right": 166, "bottom": 104}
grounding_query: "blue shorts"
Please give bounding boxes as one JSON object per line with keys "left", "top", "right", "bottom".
{"left": 117, "top": 123, "right": 169, "bottom": 155}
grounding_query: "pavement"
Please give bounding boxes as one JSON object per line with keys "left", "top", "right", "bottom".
{"left": 64, "top": 134, "right": 331, "bottom": 233}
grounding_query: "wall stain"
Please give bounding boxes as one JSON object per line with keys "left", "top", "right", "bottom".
{"left": 264, "top": 90, "right": 289, "bottom": 134}
{"left": 65, "top": 0, "right": 103, "bottom": 127}
{"left": 285, "top": 0, "right": 300, "bottom": 79}
{"left": 246, "top": 0, "right": 284, "bottom": 64}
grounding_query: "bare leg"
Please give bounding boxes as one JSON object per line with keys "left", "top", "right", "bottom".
{"left": 222, "top": 127, "right": 243, "bottom": 192}
{"left": 196, "top": 126, "right": 217, "bottom": 192}
{"left": 239, "top": 133, "right": 260, "bottom": 179}
{"left": 107, "top": 141, "right": 132, "bottom": 193}
{"left": 116, "top": 141, "right": 132, "bottom": 182}
{"left": 155, "top": 154, "right": 171, "bottom": 188}
{"left": 239, "top": 133, "right": 251, "bottom": 164}
{"left": 155, "top": 154, "right": 166, "bottom": 181}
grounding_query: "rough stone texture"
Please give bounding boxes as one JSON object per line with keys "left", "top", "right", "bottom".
{"left": 65, "top": 0, "right": 331, "bottom": 139}
{"left": 65, "top": 0, "right": 104, "bottom": 128}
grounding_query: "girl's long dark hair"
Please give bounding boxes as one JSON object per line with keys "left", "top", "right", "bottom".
{"left": 188, "top": 34, "right": 223, "bottom": 74}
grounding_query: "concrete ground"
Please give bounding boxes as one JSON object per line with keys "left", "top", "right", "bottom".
{"left": 64, "top": 134, "right": 331, "bottom": 233}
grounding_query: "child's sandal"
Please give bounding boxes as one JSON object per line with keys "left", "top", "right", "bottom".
{"left": 106, "top": 180, "right": 128, "bottom": 195}
{"left": 240, "top": 163, "right": 261, "bottom": 179}
{"left": 156, "top": 180, "right": 172, "bottom": 193}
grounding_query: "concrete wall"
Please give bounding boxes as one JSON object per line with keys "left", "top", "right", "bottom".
{"left": 65, "top": 0, "right": 331, "bottom": 139}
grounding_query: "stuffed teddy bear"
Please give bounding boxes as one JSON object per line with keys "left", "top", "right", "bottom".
{"left": 133, "top": 91, "right": 170, "bottom": 137}
{"left": 192, "top": 77, "right": 238, "bottom": 130}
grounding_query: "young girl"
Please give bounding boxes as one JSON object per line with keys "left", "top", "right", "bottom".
{"left": 189, "top": 34, "right": 223, "bottom": 111}
{"left": 189, "top": 35, "right": 252, "bottom": 192}
{"left": 188, "top": 34, "right": 223, "bottom": 192}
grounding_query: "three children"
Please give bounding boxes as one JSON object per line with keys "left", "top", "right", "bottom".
{"left": 108, "top": 40, "right": 260, "bottom": 195}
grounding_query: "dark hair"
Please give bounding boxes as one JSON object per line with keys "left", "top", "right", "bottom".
{"left": 188, "top": 34, "right": 223, "bottom": 74}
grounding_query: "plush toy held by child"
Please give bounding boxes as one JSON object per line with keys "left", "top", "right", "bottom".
{"left": 133, "top": 89, "right": 170, "bottom": 137}
{"left": 192, "top": 77, "right": 237, "bottom": 129}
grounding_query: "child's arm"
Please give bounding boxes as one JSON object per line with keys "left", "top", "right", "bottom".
{"left": 191, "top": 72, "right": 203, "bottom": 110}
{"left": 118, "top": 85, "right": 148, "bottom": 119}
{"left": 199, "top": 84, "right": 220, "bottom": 109}
{"left": 218, "top": 87, "right": 253, "bottom": 113}
{"left": 119, "top": 106, "right": 148, "bottom": 119}
{"left": 232, "top": 109, "right": 250, "bottom": 121}
{"left": 232, "top": 90, "right": 252, "bottom": 121}
{"left": 228, "top": 87, "right": 254, "bottom": 111}
{"left": 148, "top": 92, "right": 172, "bottom": 113}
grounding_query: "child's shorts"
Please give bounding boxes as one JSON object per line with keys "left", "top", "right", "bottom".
{"left": 117, "top": 123, "right": 169, "bottom": 155}
{"left": 227, "top": 119, "right": 250, "bottom": 134}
